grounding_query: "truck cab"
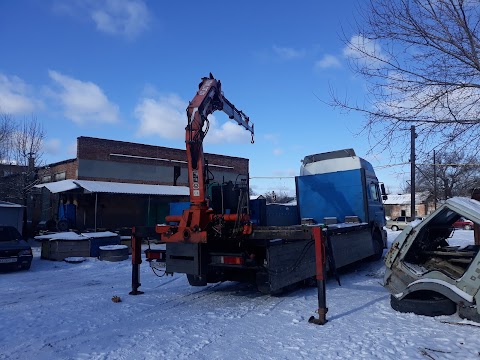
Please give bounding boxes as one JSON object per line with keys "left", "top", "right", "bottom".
{"left": 297, "top": 148, "right": 387, "bottom": 250}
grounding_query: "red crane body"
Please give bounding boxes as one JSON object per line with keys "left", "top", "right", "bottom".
{"left": 156, "top": 74, "right": 254, "bottom": 243}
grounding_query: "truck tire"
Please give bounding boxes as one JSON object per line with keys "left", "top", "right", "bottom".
{"left": 368, "top": 236, "right": 384, "bottom": 261}
{"left": 391, "top": 225, "right": 399, "bottom": 231}
{"left": 187, "top": 274, "right": 207, "bottom": 286}
{"left": 390, "top": 293, "right": 456, "bottom": 317}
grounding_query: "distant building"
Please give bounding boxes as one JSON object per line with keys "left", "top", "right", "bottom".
{"left": 0, "top": 164, "right": 28, "bottom": 205}
{"left": 383, "top": 192, "right": 433, "bottom": 218}
{"left": 34, "top": 136, "right": 249, "bottom": 231}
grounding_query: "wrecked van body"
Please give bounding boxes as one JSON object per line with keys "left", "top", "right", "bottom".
{"left": 384, "top": 197, "right": 480, "bottom": 321}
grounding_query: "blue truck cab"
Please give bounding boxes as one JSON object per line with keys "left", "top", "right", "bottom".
{"left": 296, "top": 148, "right": 387, "bottom": 253}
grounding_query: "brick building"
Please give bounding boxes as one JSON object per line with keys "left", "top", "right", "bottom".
{"left": 35, "top": 136, "right": 249, "bottom": 231}
{"left": 383, "top": 192, "right": 433, "bottom": 219}
{"left": 0, "top": 163, "right": 28, "bottom": 205}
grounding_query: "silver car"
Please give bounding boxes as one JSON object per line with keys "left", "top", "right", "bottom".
{"left": 386, "top": 216, "right": 411, "bottom": 231}
{"left": 384, "top": 197, "right": 480, "bottom": 321}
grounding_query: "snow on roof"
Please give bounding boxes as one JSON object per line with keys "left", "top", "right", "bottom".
{"left": 35, "top": 179, "right": 189, "bottom": 196}
{"left": 34, "top": 180, "right": 79, "bottom": 193}
{"left": 383, "top": 192, "right": 429, "bottom": 205}
{"left": 0, "top": 201, "right": 24, "bottom": 208}
{"left": 80, "top": 231, "right": 118, "bottom": 238}
{"left": 35, "top": 231, "right": 86, "bottom": 241}
{"left": 35, "top": 231, "right": 121, "bottom": 241}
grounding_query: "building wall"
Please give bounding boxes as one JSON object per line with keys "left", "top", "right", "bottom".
{"left": 38, "top": 159, "right": 78, "bottom": 183}
{"left": 34, "top": 136, "right": 249, "bottom": 231}
{"left": 385, "top": 203, "right": 429, "bottom": 218}
{"left": 76, "top": 136, "right": 249, "bottom": 185}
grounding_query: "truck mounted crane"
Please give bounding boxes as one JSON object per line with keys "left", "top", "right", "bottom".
{"left": 134, "top": 74, "right": 386, "bottom": 294}
{"left": 156, "top": 73, "right": 254, "bottom": 244}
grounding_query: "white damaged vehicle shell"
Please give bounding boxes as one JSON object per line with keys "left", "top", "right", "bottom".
{"left": 384, "top": 197, "right": 480, "bottom": 321}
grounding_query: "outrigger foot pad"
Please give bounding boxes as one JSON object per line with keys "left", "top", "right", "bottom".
{"left": 129, "top": 290, "right": 144, "bottom": 295}
{"left": 308, "top": 308, "right": 328, "bottom": 325}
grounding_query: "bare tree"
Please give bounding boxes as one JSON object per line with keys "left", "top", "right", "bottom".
{"left": 0, "top": 114, "right": 45, "bottom": 209}
{"left": 263, "top": 190, "right": 295, "bottom": 204}
{"left": 0, "top": 112, "right": 15, "bottom": 162}
{"left": 12, "top": 115, "right": 45, "bottom": 168}
{"left": 405, "top": 151, "right": 480, "bottom": 199}
{"left": 331, "top": 0, "right": 480, "bottom": 160}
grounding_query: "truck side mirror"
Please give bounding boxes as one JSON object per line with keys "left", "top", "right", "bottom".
{"left": 380, "top": 183, "right": 388, "bottom": 201}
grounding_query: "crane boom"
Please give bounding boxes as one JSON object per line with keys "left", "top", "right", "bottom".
{"left": 157, "top": 74, "right": 254, "bottom": 243}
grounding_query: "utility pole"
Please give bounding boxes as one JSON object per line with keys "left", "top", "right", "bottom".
{"left": 410, "top": 126, "right": 416, "bottom": 219}
{"left": 433, "top": 150, "right": 437, "bottom": 210}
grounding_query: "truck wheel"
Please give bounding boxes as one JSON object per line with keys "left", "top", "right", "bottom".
{"left": 187, "top": 274, "right": 207, "bottom": 286}
{"left": 391, "top": 225, "right": 399, "bottom": 231}
{"left": 464, "top": 224, "right": 472, "bottom": 230}
{"left": 390, "top": 292, "right": 456, "bottom": 317}
{"left": 368, "top": 236, "right": 384, "bottom": 261}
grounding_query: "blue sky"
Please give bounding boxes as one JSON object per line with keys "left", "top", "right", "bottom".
{"left": 0, "top": 0, "right": 408, "bottom": 195}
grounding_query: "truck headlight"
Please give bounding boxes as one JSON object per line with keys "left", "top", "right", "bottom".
{"left": 19, "top": 249, "right": 32, "bottom": 256}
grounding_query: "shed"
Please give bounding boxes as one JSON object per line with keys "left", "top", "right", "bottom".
{"left": 0, "top": 201, "right": 24, "bottom": 233}
{"left": 383, "top": 192, "right": 431, "bottom": 218}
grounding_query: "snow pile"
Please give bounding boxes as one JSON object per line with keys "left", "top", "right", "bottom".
{"left": 1, "top": 230, "right": 478, "bottom": 359}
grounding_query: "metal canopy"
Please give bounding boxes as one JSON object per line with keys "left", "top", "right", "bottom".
{"left": 35, "top": 179, "right": 189, "bottom": 196}
{"left": 34, "top": 180, "right": 80, "bottom": 193}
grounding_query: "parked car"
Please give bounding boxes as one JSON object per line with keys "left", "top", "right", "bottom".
{"left": 384, "top": 197, "right": 480, "bottom": 322}
{"left": 0, "top": 226, "right": 33, "bottom": 271}
{"left": 386, "top": 216, "right": 411, "bottom": 231}
{"left": 452, "top": 217, "right": 474, "bottom": 230}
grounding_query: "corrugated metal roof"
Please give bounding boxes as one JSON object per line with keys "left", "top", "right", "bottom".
{"left": 35, "top": 180, "right": 80, "bottom": 193}
{"left": 0, "top": 201, "right": 23, "bottom": 208}
{"left": 74, "top": 180, "right": 189, "bottom": 196}
{"left": 383, "top": 192, "right": 429, "bottom": 205}
{"left": 35, "top": 179, "right": 189, "bottom": 196}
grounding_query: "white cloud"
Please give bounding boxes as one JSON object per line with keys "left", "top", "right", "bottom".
{"left": 264, "top": 133, "right": 280, "bottom": 144}
{"left": 135, "top": 94, "right": 186, "bottom": 139}
{"left": 343, "top": 35, "right": 386, "bottom": 64}
{"left": 205, "top": 116, "right": 252, "bottom": 144}
{"left": 135, "top": 93, "right": 252, "bottom": 144}
{"left": 48, "top": 70, "right": 119, "bottom": 125}
{"left": 273, "top": 148, "right": 283, "bottom": 156}
{"left": 0, "top": 74, "right": 40, "bottom": 114}
{"left": 91, "top": 0, "right": 150, "bottom": 40}
{"left": 43, "top": 138, "right": 62, "bottom": 155}
{"left": 68, "top": 141, "right": 77, "bottom": 157}
{"left": 54, "top": 0, "right": 151, "bottom": 40}
{"left": 315, "top": 54, "right": 341, "bottom": 70}
{"left": 272, "top": 45, "right": 306, "bottom": 60}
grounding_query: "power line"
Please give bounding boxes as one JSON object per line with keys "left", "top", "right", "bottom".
{"left": 250, "top": 176, "right": 296, "bottom": 179}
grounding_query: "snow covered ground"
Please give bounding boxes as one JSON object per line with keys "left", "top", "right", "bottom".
{"left": 1, "top": 230, "right": 479, "bottom": 360}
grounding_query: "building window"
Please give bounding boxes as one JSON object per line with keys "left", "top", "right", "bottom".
{"left": 54, "top": 172, "right": 66, "bottom": 181}
{"left": 42, "top": 175, "right": 51, "bottom": 183}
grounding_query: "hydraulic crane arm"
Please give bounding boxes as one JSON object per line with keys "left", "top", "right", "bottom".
{"left": 157, "top": 74, "right": 254, "bottom": 243}
{"left": 186, "top": 73, "right": 254, "bottom": 207}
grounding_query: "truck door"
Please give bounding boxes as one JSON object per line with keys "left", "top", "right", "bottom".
{"left": 367, "top": 180, "right": 386, "bottom": 227}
